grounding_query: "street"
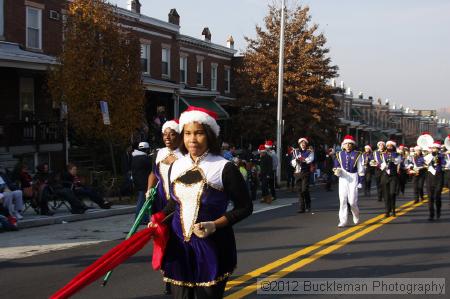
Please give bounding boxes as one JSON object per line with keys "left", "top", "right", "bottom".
{"left": 1, "top": 185, "right": 450, "bottom": 299}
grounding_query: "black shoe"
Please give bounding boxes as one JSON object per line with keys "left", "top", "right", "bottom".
{"left": 428, "top": 217, "right": 434, "bottom": 221}
{"left": 414, "top": 199, "right": 419, "bottom": 204}
{"left": 378, "top": 199, "right": 382, "bottom": 202}
{"left": 297, "top": 209, "right": 305, "bottom": 213}
{"left": 385, "top": 213, "right": 390, "bottom": 218}
{"left": 437, "top": 212, "right": 441, "bottom": 219}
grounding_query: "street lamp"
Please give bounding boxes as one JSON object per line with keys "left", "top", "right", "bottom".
{"left": 276, "top": 0, "right": 286, "bottom": 185}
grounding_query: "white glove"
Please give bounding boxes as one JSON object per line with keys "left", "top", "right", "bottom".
{"left": 145, "top": 188, "right": 152, "bottom": 199}
{"left": 193, "top": 221, "right": 216, "bottom": 238}
{"left": 357, "top": 183, "right": 363, "bottom": 189}
{"left": 333, "top": 168, "right": 342, "bottom": 177}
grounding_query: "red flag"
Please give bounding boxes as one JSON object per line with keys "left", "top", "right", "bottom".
{"left": 51, "top": 214, "right": 169, "bottom": 299}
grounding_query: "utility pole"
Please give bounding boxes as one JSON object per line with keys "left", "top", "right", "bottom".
{"left": 276, "top": 0, "right": 286, "bottom": 185}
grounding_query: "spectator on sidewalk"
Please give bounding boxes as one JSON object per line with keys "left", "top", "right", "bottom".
{"left": 0, "top": 170, "right": 24, "bottom": 220}
{"left": 247, "top": 159, "right": 259, "bottom": 201}
{"left": 131, "top": 142, "right": 152, "bottom": 224}
{"left": 35, "top": 163, "right": 87, "bottom": 214}
{"left": 259, "top": 144, "right": 274, "bottom": 203}
{"left": 222, "top": 142, "right": 233, "bottom": 161}
{"left": 285, "top": 146, "right": 296, "bottom": 192}
{"left": 63, "top": 163, "right": 112, "bottom": 209}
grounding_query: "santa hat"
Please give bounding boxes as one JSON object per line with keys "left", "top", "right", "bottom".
{"left": 161, "top": 119, "right": 180, "bottom": 134}
{"left": 398, "top": 144, "right": 405, "bottom": 149}
{"left": 265, "top": 140, "right": 274, "bottom": 149}
{"left": 409, "top": 146, "right": 415, "bottom": 151}
{"left": 258, "top": 144, "right": 266, "bottom": 152}
{"left": 377, "top": 141, "right": 386, "bottom": 147}
{"left": 414, "top": 145, "right": 422, "bottom": 151}
{"left": 386, "top": 140, "right": 397, "bottom": 147}
{"left": 179, "top": 106, "right": 220, "bottom": 136}
{"left": 298, "top": 137, "right": 308, "bottom": 144}
{"left": 430, "top": 141, "right": 441, "bottom": 149}
{"left": 342, "top": 135, "right": 355, "bottom": 145}
{"left": 364, "top": 145, "right": 372, "bottom": 150}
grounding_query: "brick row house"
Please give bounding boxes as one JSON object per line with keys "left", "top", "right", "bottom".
{"left": 0, "top": 0, "right": 237, "bottom": 170}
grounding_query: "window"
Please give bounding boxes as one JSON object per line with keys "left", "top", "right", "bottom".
{"left": 20, "top": 78, "right": 35, "bottom": 119}
{"left": 196, "top": 59, "right": 203, "bottom": 85}
{"left": 211, "top": 64, "right": 218, "bottom": 91}
{"left": 180, "top": 56, "right": 187, "bottom": 84}
{"left": 0, "top": 0, "right": 4, "bottom": 38}
{"left": 224, "top": 67, "right": 231, "bottom": 93}
{"left": 26, "top": 6, "right": 42, "bottom": 49}
{"left": 141, "top": 44, "right": 150, "bottom": 74}
{"left": 161, "top": 47, "right": 170, "bottom": 78}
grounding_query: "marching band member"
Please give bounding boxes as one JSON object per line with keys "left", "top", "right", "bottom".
{"left": 264, "top": 140, "right": 278, "bottom": 200}
{"left": 147, "top": 120, "right": 184, "bottom": 214}
{"left": 409, "top": 146, "right": 427, "bottom": 203}
{"left": 333, "top": 135, "right": 364, "bottom": 227}
{"left": 157, "top": 106, "right": 252, "bottom": 297}
{"left": 373, "top": 141, "right": 387, "bottom": 202}
{"left": 444, "top": 136, "right": 450, "bottom": 204}
{"left": 146, "top": 119, "right": 184, "bottom": 295}
{"left": 396, "top": 144, "right": 408, "bottom": 196}
{"left": 380, "top": 140, "right": 401, "bottom": 217}
{"left": 292, "top": 137, "right": 315, "bottom": 213}
{"left": 363, "top": 145, "right": 374, "bottom": 196}
{"left": 424, "top": 141, "right": 446, "bottom": 220}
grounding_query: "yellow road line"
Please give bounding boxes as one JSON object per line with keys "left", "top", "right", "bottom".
{"left": 225, "top": 198, "right": 416, "bottom": 291}
{"left": 226, "top": 189, "right": 449, "bottom": 299}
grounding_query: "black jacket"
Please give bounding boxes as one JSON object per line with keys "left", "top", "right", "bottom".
{"left": 131, "top": 150, "right": 152, "bottom": 191}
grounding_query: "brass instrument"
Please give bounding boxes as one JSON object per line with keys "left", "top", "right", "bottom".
{"left": 417, "top": 134, "right": 434, "bottom": 151}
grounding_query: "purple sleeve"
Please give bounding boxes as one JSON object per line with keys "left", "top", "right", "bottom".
{"left": 333, "top": 154, "right": 340, "bottom": 168}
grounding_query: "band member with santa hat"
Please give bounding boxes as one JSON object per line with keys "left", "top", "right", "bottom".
{"left": 291, "top": 137, "right": 315, "bottom": 213}
{"left": 424, "top": 141, "right": 446, "bottom": 220}
{"left": 380, "top": 140, "right": 402, "bottom": 217}
{"left": 265, "top": 140, "right": 278, "bottom": 200}
{"left": 396, "top": 144, "right": 408, "bottom": 196}
{"left": 152, "top": 106, "right": 252, "bottom": 297}
{"left": 408, "top": 145, "right": 427, "bottom": 203}
{"left": 372, "top": 141, "right": 387, "bottom": 202}
{"left": 146, "top": 119, "right": 184, "bottom": 295}
{"left": 363, "top": 145, "right": 374, "bottom": 196}
{"left": 333, "top": 135, "right": 364, "bottom": 227}
{"left": 147, "top": 119, "right": 184, "bottom": 213}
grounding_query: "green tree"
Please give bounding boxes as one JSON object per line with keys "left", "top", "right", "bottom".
{"left": 49, "top": 0, "right": 144, "bottom": 146}
{"left": 233, "top": 3, "right": 339, "bottom": 146}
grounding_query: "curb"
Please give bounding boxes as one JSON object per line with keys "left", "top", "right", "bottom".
{"left": 18, "top": 206, "right": 135, "bottom": 229}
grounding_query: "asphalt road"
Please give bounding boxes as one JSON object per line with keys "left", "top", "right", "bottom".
{"left": 1, "top": 184, "right": 450, "bottom": 299}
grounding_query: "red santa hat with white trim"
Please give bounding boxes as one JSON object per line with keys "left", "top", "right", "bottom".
{"left": 179, "top": 106, "right": 220, "bottom": 136}
{"left": 430, "top": 140, "right": 441, "bottom": 149}
{"left": 161, "top": 119, "right": 180, "bottom": 134}
{"left": 265, "top": 140, "right": 274, "bottom": 149}
{"left": 364, "top": 145, "right": 372, "bottom": 150}
{"left": 258, "top": 144, "right": 267, "bottom": 153}
{"left": 341, "top": 135, "right": 356, "bottom": 146}
{"left": 298, "top": 137, "right": 309, "bottom": 144}
{"left": 377, "top": 140, "right": 386, "bottom": 148}
{"left": 386, "top": 140, "right": 397, "bottom": 147}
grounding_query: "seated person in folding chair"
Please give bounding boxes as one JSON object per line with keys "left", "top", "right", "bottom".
{"left": 0, "top": 169, "right": 24, "bottom": 220}
{"left": 0, "top": 198, "right": 18, "bottom": 232}
{"left": 62, "top": 163, "right": 112, "bottom": 209}
{"left": 35, "top": 163, "right": 87, "bottom": 214}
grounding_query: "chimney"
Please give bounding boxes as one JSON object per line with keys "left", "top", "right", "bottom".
{"left": 168, "top": 9, "right": 180, "bottom": 25}
{"left": 227, "top": 35, "right": 234, "bottom": 49}
{"left": 202, "top": 27, "right": 211, "bottom": 42}
{"left": 127, "top": 0, "right": 141, "bottom": 14}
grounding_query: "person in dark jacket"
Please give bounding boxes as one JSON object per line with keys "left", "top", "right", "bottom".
{"left": 131, "top": 142, "right": 152, "bottom": 224}
{"left": 62, "top": 163, "right": 112, "bottom": 209}
{"left": 258, "top": 144, "right": 274, "bottom": 203}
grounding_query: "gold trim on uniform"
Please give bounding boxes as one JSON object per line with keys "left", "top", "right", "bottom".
{"left": 162, "top": 270, "right": 234, "bottom": 287}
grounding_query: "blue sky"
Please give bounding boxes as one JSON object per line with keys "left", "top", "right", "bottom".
{"left": 109, "top": 0, "right": 450, "bottom": 110}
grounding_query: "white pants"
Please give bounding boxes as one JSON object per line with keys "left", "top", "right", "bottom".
{"left": 1, "top": 190, "right": 24, "bottom": 216}
{"left": 338, "top": 171, "right": 360, "bottom": 225}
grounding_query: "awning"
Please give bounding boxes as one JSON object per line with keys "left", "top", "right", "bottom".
{"left": 179, "top": 97, "right": 229, "bottom": 120}
{"left": 0, "top": 41, "right": 56, "bottom": 70}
